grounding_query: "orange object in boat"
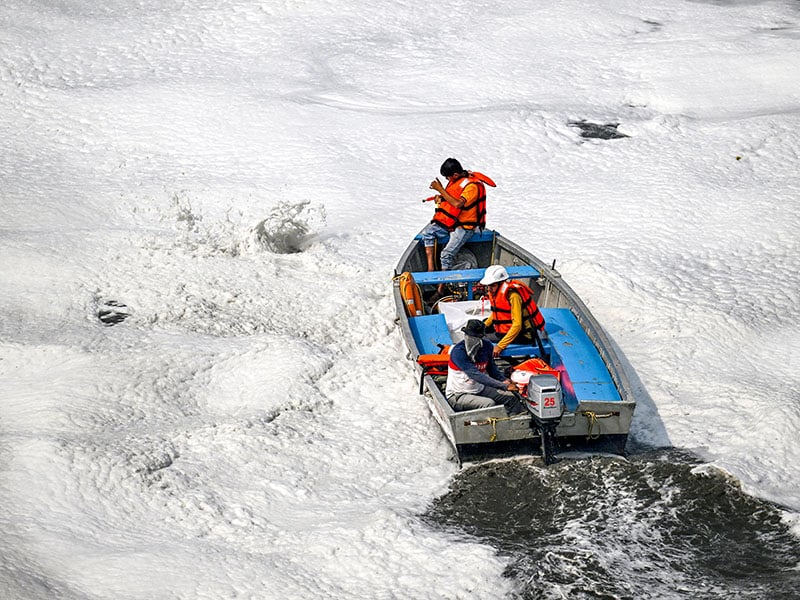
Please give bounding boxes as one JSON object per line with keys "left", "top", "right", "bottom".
{"left": 416, "top": 345, "right": 451, "bottom": 376}
{"left": 513, "top": 357, "right": 560, "bottom": 381}
{"left": 398, "top": 271, "right": 424, "bottom": 317}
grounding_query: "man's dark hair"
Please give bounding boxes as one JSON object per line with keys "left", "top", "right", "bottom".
{"left": 440, "top": 158, "right": 466, "bottom": 178}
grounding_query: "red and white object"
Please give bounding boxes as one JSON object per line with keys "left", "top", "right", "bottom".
{"left": 525, "top": 374, "right": 563, "bottom": 422}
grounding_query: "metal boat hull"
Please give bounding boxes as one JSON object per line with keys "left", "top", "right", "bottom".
{"left": 393, "top": 230, "right": 636, "bottom": 461}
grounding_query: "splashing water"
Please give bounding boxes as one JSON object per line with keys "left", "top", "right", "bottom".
{"left": 251, "top": 201, "right": 327, "bottom": 254}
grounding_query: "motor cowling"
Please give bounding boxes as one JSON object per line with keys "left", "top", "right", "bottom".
{"left": 524, "top": 374, "right": 563, "bottom": 465}
{"left": 525, "top": 374, "right": 563, "bottom": 423}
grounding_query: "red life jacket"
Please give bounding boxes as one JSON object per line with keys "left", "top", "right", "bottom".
{"left": 489, "top": 280, "right": 545, "bottom": 334}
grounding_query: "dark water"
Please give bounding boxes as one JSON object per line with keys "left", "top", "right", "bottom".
{"left": 425, "top": 450, "right": 800, "bottom": 599}
{"left": 567, "top": 120, "right": 629, "bottom": 140}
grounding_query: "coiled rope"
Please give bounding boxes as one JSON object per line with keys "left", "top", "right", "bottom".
{"left": 581, "top": 410, "right": 615, "bottom": 440}
{"left": 488, "top": 416, "right": 515, "bottom": 442}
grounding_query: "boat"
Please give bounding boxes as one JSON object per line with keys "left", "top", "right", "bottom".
{"left": 393, "top": 229, "right": 636, "bottom": 464}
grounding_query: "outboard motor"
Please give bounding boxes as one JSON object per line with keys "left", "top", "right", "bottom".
{"left": 524, "top": 374, "right": 563, "bottom": 464}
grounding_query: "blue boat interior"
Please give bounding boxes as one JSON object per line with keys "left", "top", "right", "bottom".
{"left": 407, "top": 267, "right": 621, "bottom": 410}
{"left": 411, "top": 265, "right": 540, "bottom": 300}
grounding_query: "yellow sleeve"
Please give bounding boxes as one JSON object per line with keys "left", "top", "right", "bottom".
{"left": 460, "top": 182, "right": 479, "bottom": 204}
{"left": 496, "top": 292, "right": 523, "bottom": 350}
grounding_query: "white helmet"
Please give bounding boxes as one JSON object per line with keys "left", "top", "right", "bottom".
{"left": 480, "top": 265, "right": 509, "bottom": 286}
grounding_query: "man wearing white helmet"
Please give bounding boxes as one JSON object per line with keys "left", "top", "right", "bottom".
{"left": 479, "top": 265, "right": 546, "bottom": 357}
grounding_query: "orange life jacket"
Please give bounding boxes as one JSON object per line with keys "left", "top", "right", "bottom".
{"left": 513, "top": 357, "right": 560, "bottom": 381}
{"left": 457, "top": 171, "right": 495, "bottom": 230}
{"left": 489, "top": 280, "right": 545, "bottom": 334}
{"left": 416, "top": 345, "right": 451, "bottom": 376}
{"left": 430, "top": 177, "right": 464, "bottom": 231}
{"left": 431, "top": 171, "right": 495, "bottom": 231}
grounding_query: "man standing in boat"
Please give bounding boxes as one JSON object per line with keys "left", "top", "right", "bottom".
{"left": 446, "top": 319, "right": 524, "bottom": 414}
{"left": 480, "top": 265, "right": 547, "bottom": 358}
{"left": 420, "top": 158, "right": 496, "bottom": 283}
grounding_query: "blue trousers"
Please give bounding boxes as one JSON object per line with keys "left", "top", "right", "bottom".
{"left": 420, "top": 224, "right": 476, "bottom": 270}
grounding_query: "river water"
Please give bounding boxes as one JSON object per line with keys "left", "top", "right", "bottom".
{"left": 426, "top": 449, "right": 800, "bottom": 599}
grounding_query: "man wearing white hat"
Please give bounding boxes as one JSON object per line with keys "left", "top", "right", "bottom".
{"left": 445, "top": 319, "right": 524, "bottom": 414}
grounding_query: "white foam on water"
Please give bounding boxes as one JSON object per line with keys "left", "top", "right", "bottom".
{"left": 2, "top": 0, "right": 799, "bottom": 596}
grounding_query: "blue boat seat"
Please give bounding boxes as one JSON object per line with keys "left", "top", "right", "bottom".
{"left": 541, "top": 308, "right": 621, "bottom": 407}
{"left": 407, "top": 313, "right": 551, "bottom": 358}
{"left": 411, "top": 265, "right": 539, "bottom": 287}
{"left": 499, "top": 342, "right": 547, "bottom": 358}
{"left": 407, "top": 314, "right": 452, "bottom": 355}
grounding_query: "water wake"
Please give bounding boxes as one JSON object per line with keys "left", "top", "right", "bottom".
{"left": 426, "top": 450, "right": 800, "bottom": 599}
